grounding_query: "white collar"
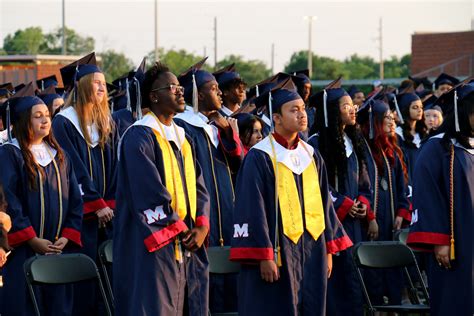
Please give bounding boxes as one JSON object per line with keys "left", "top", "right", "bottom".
{"left": 56, "top": 106, "right": 100, "bottom": 148}
{"left": 343, "top": 134, "right": 353, "bottom": 158}
{"left": 4, "top": 139, "right": 57, "bottom": 167}
{"left": 261, "top": 114, "right": 272, "bottom": 127}
{"left": 0, "top": 129, "right": 8, "bottom": 144}
{"left": 174, "top": 106, "right": 219, "bottom": 148}
{"left": 134, "top": 113, "right": 186, "bottom": 150}
{"left": 220, "top": 106, "right": 234, "bottom": 116}
{"left": 252, "top": 135, "right": 314, "bottom": 175}
{"left": 395, "top": 126, "right": 404, "bottom": 139}
{"left": 395, "top": 126, "right": 421, "bottom": 148}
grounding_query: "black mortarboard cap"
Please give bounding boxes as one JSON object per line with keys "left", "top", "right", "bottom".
{"left": 433, "top": 73, "right": 460, "bottom": 90}
{"left": 36, "top": 75, "right": 58, "bottom": 91}
{"left": 60, "top": 52, "right": 99, "bottom": 91}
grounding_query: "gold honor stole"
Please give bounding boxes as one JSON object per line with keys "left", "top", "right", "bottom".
{"left": 151, "top": 128, "right": 197, "bottom": 222}
{"left": 270, "top": 146, "right": 325, "bottom": 244}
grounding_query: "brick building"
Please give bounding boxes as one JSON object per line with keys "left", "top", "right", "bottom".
{"left": 411, "top": 30, "right": 474, "bottom": 77}
{"left": 0, "top": 54, "right": 100, "bottom": 87}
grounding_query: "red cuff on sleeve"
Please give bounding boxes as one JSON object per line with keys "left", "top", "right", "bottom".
{"left": 144, "top": 220, "right": 188, "bottom": 253}
{"left": 195, "top": 215, "right": 210, "bottom": 229}
{"left": 397, "top": 208, "right": 411, "bottom": 222}
{"left": 229, "top": 247, "right": 274, "bottom": 262}
{"left": 105, "top": 200, "right": 116, "bottom": 210}
{"left": 83, "top": 198, "right": 108, "bottom": 215}
{"left": 406, "top": 232, "right": 450, "bottom": 248}
{"left": 218, "top": 129, "right": 243, "bottom": 157}
{"left": 8, "top": 226, "right": 36, "bottom": 247}
{"left": 336, "top": 197, "right": 354, "bottom": 221}
{"left": 61, "top": 227, "right": 82, "bottom": 247}
{"left": 357, "top": 195, "right": 375, "bottom": 222}
{"left": 326, "top": 235, "right": 353, "bottom": 254}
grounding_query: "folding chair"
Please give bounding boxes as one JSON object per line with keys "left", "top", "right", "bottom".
{"left": 207, "top": 246, "right": 240, "bottom": 316}
{"left": 24, "top": 253, "right": 112, "bottom": 316}
{"left": 99, "top": 239, "right": 114, "bottom": 308}
{"left": 352, "top": 241, "right": 430, "bottom": 316}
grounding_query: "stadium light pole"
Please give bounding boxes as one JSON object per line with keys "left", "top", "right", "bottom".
{"left": 304, "top": 16, "right": 317, "bottom": 78}
{"left": 154, "top": 0, "right": 159, "bottom": 61}
{"left": 62, "top": 0, "right": 66, "bottom": 55}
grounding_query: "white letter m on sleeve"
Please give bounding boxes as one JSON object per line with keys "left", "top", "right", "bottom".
{"left": 144, "top": 206, "right": 167, "bottom": 224}
{"left": 233, "top": 223, "right": 249, "bottom": 238}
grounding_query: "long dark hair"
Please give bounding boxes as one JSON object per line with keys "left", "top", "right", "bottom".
{"left": 312, "top": 99, "right": 367, "bottom": 189}
{"left": 13, "top": 107, "right": 64, "bottom": 190}
{"left": 238, "top": 115, "right": 264, "bottom": 148}
{"left": 400, "top": 103, "right": 428, "bottom": 147}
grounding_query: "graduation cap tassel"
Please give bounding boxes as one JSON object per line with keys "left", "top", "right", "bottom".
{"left": 323, "top": 89, "right": 328, "bottom": 128}
{"left": 125, "top": 78, "right": 131, "bottom": 113}
{"left": 192, "top": 73, "right": 199, "bottom": 114}
{"left": 449, "top": 144, "right": 455, "bottom": 260}
{"left": 268, "top": 91, "right": 274, "bottom": 132}
{"left": 255, "top": 85, "right": 260, "bottom": 98}
{"left": 41, "top": 80, "right": 44, "bottom": 91}
{"left": 6, "top": 101, "right": 12, "bottom": 143}
{"left": 454, "top": 90, "right": 460, "bottom": 132}
{"left": 369, "top": 104, "right": 374, "bottom": 140}
{"left": 393, "top": 96, "right": 404, "bottom": 124}
{"left": 134, "top": 78, "right": 143, "bottom": 120}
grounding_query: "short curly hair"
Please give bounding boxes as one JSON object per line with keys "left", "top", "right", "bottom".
{"left": 141, "top": 61, "right": 171, "bottom": 109}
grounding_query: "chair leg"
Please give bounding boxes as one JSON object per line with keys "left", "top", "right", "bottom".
{"left": 101, "top": 264, "right": 114, "bottom": 308}
{"left": 97, "top": 273, "right": 112, "bottom": 316}
{"left": 27, "top": 282, "right": 41, "bottom": 316}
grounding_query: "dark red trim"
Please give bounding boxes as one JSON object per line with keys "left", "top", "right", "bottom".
{"left": 357, "top": 195, "right": 375, "bottom": 222}
{"left": 406, "top": 232, "right": 450, "bottom": 247}
{"left": 83, "top": 198, "right": 108, "bottom": 215}
{"left": 144, "top": 220, "right": 188, "bottom": 253}
{"left": 366, "top": 210, "right": 376, "bottom": 222}
{"left": 218, "top": 129, "right": 243, "bottom": 157}
{"left": 229, "top": 247, "right": 274, "bottom": 261}
{"left": 336, "top": 197, "right": 354, "bottom": 221}
{"left": 105, "top": 200, "right": 116, "bottom": 210}
{"left": 61, "top": 227, "right": 82, "bottom": 247}
{"left": 195, "top": 215, "right": 209, "bottom": 229}
{"left": 272, "top": 132, "right": 300, "bottom": 150}
{"left": 397, "top": 208, "right": 411, "bottom": 222}
{"left": 326, "top": 235, "right": 353, "bottom": 254}
{"left": 8, "top": 226, "right": 36, "bottom": 247}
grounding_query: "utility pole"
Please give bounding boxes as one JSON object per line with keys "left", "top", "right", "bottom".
{"left": 271, "top": 43, "right": 275, "bottom": 73}
{"left": 203, "top": 46, "right": 207, "bottom": 58}
{"left": 62, "top": 0, "right": 66, "bottom": 55}
{"left": 378, "top": 17, "right": 384, "bottom": 80}
{"left": 304, "top": 16, "right": 317, "bottom": 78}
{"left": 154, "top": 0, "right": 159, "bottom": 61}
{"left": 214, "top": 17, "right": 218, "bottom": 70}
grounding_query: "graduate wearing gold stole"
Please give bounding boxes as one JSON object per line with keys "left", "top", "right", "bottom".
{"left": 113, "top": 62, "right": 210, "bottom": 316}
{"left": 230, "top": 84, "right": 352, "bottom": 316}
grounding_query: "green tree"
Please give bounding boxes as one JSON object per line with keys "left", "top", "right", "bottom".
{"left": 216, "top": 55, "right": 271, "bottom": 86}
{"left": 41, "top": 27, "right": 94, "bottom": 55}
{"left": 284, "top": 51, "right": 348, "bottom": 80}
{"left": 384, "top": 54, "right": 411, "bottom": 78}
{"left": 2, "top": 27, "right": 44, "bottom": 54}
{"left": 342, "top": 54, "right": 378, "bottom": 79}
{"left": 99, "top": 50, "right": 135, "bottom": 82}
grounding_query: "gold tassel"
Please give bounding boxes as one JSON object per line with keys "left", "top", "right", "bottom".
{"left": 450, "top": 238, "right": 455, "bottom": 260}
{"left": 277, "top": 246, "right": 282, "bottom": 267}
{"left": 175, "top": 239, "right": 183, "bottom": 263}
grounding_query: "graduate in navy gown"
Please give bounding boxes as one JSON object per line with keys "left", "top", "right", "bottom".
{"left": 234, "top": 113, "right": 264, "bottom": 155}
{"left": 0, "top": 83, "right": 83, "bottom": 316}
{"left": 37, "top": 81, "right": 64, "bottom": 119}
{"left": 52, "top": 53, "right": 118, "bottom": 315}
{"left": 114, "top": 61, "right": 210, "bottom": 316}
{"left": 358, "top": 98, "right": 412, "bottom": 305}
{"left": 213, "top": 63, "right": 247, "bottom": 117}
{"left": 0, "top": 188, "right": 12, "bottom": 268}
{"left": 407, "top": 82, "right": 474, "bottom": 316}
{"left": 112, "top": 57, "right": 148, "bottom": 137}
{"left": 286, "top": 69, "right": 313, "bottom": 140}
{"left": 230, "top": 82, "right": 352, "bottom": 316}
{"left": 174, "top": 58, "right": 244, "bottom": 313}
{"left": 394, "top": 88, "right": 428, "bottom": 187}
{"left": 307, "top": 79, "right": 373, "bottom": 316}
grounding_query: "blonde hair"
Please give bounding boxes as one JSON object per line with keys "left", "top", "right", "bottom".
{"left": 64, "top": 73, "right": 113, "bottom": 147}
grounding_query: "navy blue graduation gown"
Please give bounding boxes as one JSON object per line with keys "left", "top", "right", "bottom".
{"left": 0, "top": 142, "right": 83, "bottom": 316}
{"left": 175, "top": 109, "right": 244, "bottom": 313}
{"left": 395, "top": 129, "right": 421, "bottom": 188}
{"left": 363, "top": 140, "right": 411, "bottom": 304}
{"left": 230, "top": 142, "right": 352, "bottom": 316}
{"left": 113, "top": 123, "right": 210, "bottom": 316}
{"left": 407, "top": 136, "right": 473, "bottom": 316}
{"left": 112, "top": 109, "right": 135, "bottom": 137}
{"left": 308, "top": 134, "right": 372, "bottom": 316}
{"left": 52, "top": 108, "right": 118, "bottom": 315}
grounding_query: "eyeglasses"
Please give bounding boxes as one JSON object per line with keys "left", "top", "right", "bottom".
{"left": 151, "top": 84, "right": 185, "bottom": 95}
{"left": 384, "top": 115, "right": 395, "bottom": 122}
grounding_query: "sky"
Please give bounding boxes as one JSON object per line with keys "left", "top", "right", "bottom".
{"left": 0, "top": 0, "right": 472, "bottom": 72}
